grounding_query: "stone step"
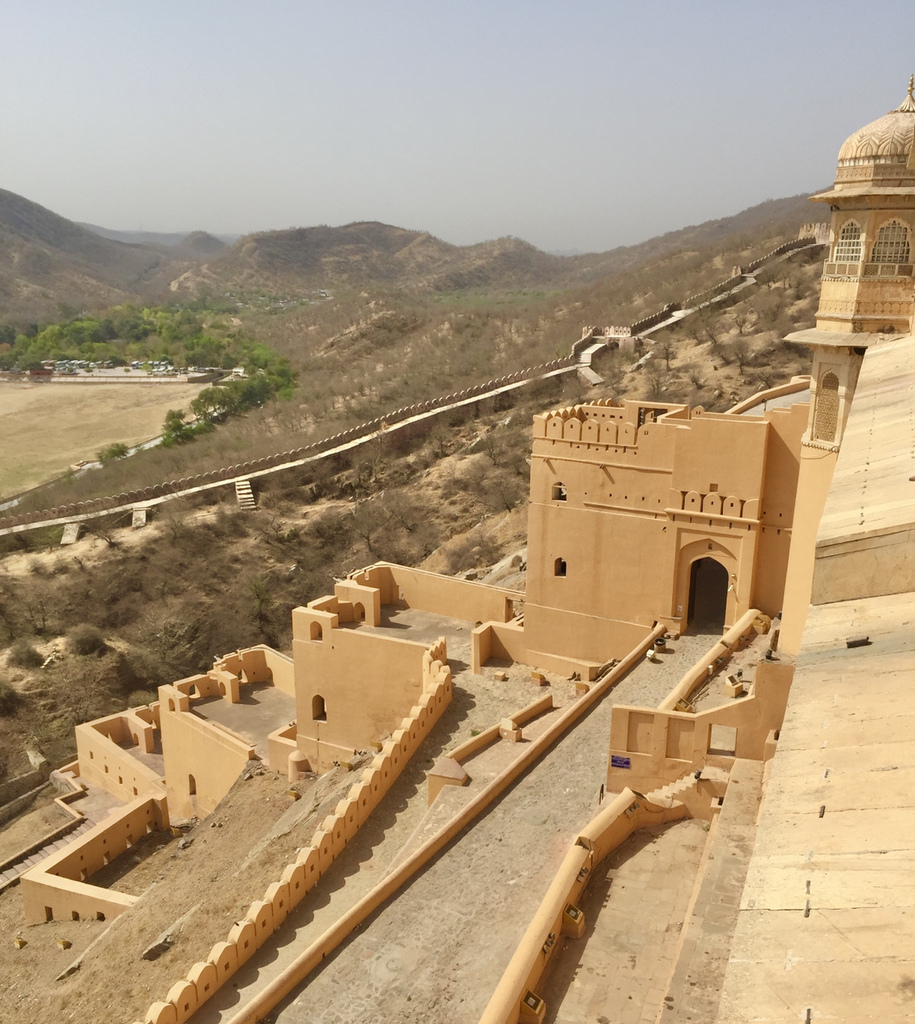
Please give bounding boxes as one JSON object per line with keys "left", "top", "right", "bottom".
{"left": 235, "top": 479, "right": 257, "bottom": 510}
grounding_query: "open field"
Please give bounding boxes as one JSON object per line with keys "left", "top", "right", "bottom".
{"left": 0, "top": 381, "right": 206, "bottom": 498}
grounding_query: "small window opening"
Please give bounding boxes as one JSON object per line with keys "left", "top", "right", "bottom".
{"left": 871, "top": 221, "right": 910, "bottom": 263}
{"left": 188, "top": 774, "right": 197, "bottom": 796}
{"left": 554, "top": 558, "right": 567, "bottom": 577}
{"left": 833, "top": 221, "right": 862, "bottom": 263}
{"left": 551, "top": 482, "right": 567, "bottom": 501}
{"left": 310, "top": 621, "right": 323, "bottom": 642}
{"left": 312, "top": 694, "right": 327, "bottom": 721}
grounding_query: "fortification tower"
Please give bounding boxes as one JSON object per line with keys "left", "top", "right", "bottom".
{"left": 780, "top": 78, "right": 915, "bottom": 651}
{"left": 814, "top": 75, "right": 915, "bottom": 337}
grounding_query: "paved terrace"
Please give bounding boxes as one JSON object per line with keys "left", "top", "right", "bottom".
{"left": 189, "top": 611, "right": 723, "bottom": 1024}
{"left": 717, "top": 593, "right": 915, "bottom": 1024}
{"left": 194, "top": 682, "right": 296, "bottom": 762}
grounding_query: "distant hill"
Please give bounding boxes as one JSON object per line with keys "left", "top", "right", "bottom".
{"left": 175, "top": 231, "right": 227, "bottom": 257}
{"left": 0, "top": 190, "right": 191, "bottom": 322}
{"left": 79, "top": 224, "right": 242, "bottom": 248}
{"left": 174, "top": 194, "right": 821, "bottom": 298}
{"left": 0, "top": 186, "right": 823, "bottom": 323}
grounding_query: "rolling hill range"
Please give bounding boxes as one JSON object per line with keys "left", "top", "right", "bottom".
{"left": 171, "top": 193, "right": 821, "bottom": 297}
{"left": 0, "top": 186, "right": 821, "bottom": 323}
{"left": 0, "top": 189, "right": 193, "bottom": 321}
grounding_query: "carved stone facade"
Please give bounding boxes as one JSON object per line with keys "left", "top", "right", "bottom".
{"left": 810, "top": 78, "right": 915, "bottom": 334}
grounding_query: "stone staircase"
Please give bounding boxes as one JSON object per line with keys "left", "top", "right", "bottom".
{"left": 235, "top": 479, "right": 257, "bottom": 511}
{"left": 0, "top": 817, "right": 94, "bottom": 891}
{"left": 645, "top": 764, "right": 730, "bottom": 809}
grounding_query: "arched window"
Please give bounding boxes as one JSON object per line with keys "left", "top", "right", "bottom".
{"left": 188, "top": 774, "right": 197, "bottom": 796}
{"left": 551, "top": 482, "right": 567, "bottom": 501}
{"left": 554, "top": 557, "right": 567, "bottom": 577}
{"left": 833, "top": 221, "right": 862, "bottom": 263}
{"left": 870, "top": 221, "right": 910, "bottom": 263}
{"left": 310, "top": 621, "right": 323, "bottom": 642}
{"left": 312, "top": 694, "right": 327, "bottom": 721}
{"left": 814, "top": 372, "right": 840, "bottom": 443}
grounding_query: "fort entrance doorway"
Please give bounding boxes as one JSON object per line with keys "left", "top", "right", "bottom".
{"left": 687, "top": 557, "right": 729, "bottom": 631}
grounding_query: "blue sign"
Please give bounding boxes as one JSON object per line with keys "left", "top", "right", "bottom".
{"left": 611, "top": 755, "right": 631, "bottom": 769}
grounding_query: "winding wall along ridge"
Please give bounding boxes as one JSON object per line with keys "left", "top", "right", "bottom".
{"left": 0, "top": 238, "right": 820, "bottom": 537}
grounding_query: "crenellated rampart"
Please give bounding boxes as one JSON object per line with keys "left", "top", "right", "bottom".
{"left": 134, "top": 637, "right": 452, "bottom": 1024}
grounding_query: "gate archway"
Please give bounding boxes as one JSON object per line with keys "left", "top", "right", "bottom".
{"left": 687, "top": 557, "right": 729, "bottom": 630}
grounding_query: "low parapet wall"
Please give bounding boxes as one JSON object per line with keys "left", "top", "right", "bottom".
{"left": 725, "top": 375, "right": 811, "bottom": 415}
{"left": 427, "top": 693, "right": 555, "bottom": 804}
{"left": 658, "top": 608, "right": 767, "bottom": 711}
{"left": 478, "top": 788, "right": 687, "bottom": 1024}
{"left": 350, "top": 562, "right": 520, "bottom": 623}
{"left": 136, "top": 647, "right": 452, "bottom": 1024}
{"left": 607, "top": 658, "right": 794, "bottom": 798}
{"left": 472, "top": 616, "right": 648, "bottom": 681}
{"left": 20, "top": 795, "right": 167, "bottom": 925}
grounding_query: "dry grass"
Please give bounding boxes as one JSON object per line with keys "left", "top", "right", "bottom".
{"left": 0, "top": 382, "right": 206, "bottom": 498}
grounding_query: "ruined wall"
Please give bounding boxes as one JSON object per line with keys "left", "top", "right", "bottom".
{"left": 351, "top": 562, "right": 519, "bottom": 622}
{"left": 605, "top": 659, "right": 794, "bottom": 797}
{"left": 211, "top": 646, "right": 295, "bottom": 697}
{"left": 74, "top": 711, "right": 166, "bottom": 804}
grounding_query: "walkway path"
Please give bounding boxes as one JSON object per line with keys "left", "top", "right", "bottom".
{"left": 539, "top": 818, "right": 709, "bottom": 1024}
{"left": 0, "top": 780, "right": 121, "bottom": 892}
{"left": 191, "top": 627, "right": 720, "bottom": 1024}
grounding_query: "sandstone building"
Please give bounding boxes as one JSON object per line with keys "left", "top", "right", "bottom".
{"left": 9, "top": 80, "right": 915, "bottom": 1024}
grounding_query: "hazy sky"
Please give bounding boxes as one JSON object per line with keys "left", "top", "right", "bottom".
{"left": 1, "top": 1, "right": 913, "bottom": 253}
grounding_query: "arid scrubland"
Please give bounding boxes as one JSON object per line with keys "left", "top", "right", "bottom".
{"left": 0, "top": 242, "right": 822, "bottom": 783}
{"left": 9, "top": 231, "right": 818, "bottom": 516}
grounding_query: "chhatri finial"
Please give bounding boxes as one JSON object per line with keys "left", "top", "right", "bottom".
{"left": 897, "top": 73, "right": 915, "bottom": 113}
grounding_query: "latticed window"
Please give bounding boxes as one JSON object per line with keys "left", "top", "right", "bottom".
{"left": 870, "top": 221, "right": 911, "bottom": 263}
{"left": 833, "top": 222, "right": 862, "bottom": 263}
{"left": 814, "top": 372, "right": 839, "bottom": 443}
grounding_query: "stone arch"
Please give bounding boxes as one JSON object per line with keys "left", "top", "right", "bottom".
{"left": 870, "top": 220, "right": 910, "bottom": 263}
{"left": 310, "top": 621, "right": 323, "bottom": 641}
{"left": 687, "top": 557, "right": 730, "bottom": 631}
{"left": 675, "top": 539, "right": 739, "bottom": 633}
{"left": 312, "top": 694, "right": 327, "bottom": 721}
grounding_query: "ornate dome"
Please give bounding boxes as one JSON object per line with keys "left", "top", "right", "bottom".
{"left": 838, "top": 76, "right": 915, "bottom": 164}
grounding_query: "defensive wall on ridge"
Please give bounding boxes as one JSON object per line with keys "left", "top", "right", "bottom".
{"left": 0, "top": 236, "right": 821, "bottom": 539}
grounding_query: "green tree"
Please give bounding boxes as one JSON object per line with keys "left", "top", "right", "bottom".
{"left": 97, "top": 442, "right": 130, "bottom": 463}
